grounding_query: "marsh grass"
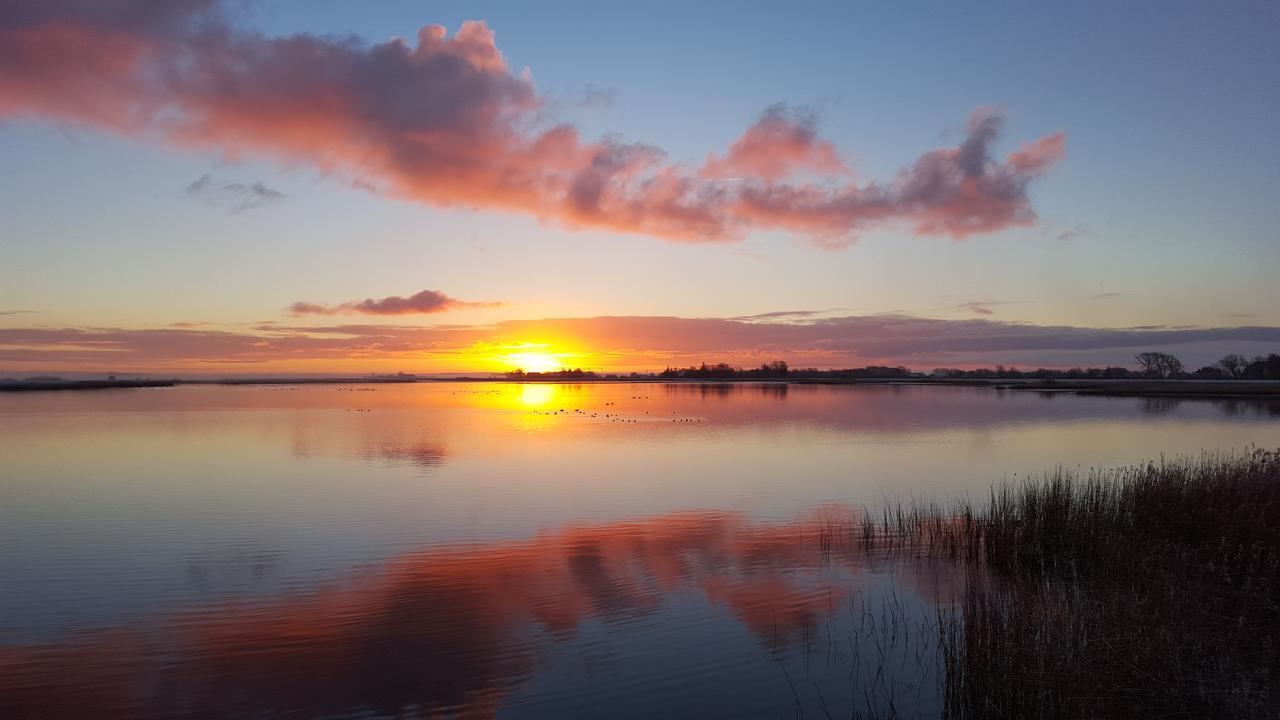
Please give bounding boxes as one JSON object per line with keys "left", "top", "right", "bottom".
{"left": 931, "top": 449, "right": 1280, "bottom": 719}
{"left": 665, "top": 451, "right": 1279, "bottom": 718}
{"left": 799, "top": 450, "right": 1280, "bottom": 717}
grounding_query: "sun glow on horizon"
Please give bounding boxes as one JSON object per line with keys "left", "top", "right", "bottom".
{"left": 503, "top": 352, "right": 562, "bottom": 373}
{"left": 493, "top": 343, "right": 580, "bottom": 373}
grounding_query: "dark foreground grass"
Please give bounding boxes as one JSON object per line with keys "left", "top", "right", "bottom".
{"left": 936, "top": 449, "right": 1280, "bottom": 719}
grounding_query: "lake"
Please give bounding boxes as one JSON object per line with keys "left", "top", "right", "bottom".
{"left": 1, "top": 382, "right": 1277, "bottom": 718}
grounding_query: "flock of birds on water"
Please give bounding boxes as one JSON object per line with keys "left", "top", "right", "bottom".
{"left": 523, "top": 395, "right": 704, "bottom": 424}
{"left": 283, "top": 386, "right": 708, "bottom": 423}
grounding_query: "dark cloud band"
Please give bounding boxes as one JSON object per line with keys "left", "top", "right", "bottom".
{"left": 288, "top": 290, "right": 502, "bottom": 316}
{"left": 3, "top": 314, "right": 1276, "bottom": 371}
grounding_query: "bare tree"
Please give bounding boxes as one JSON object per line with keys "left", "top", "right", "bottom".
{"left": 1135, "top": 352, "right": 1161, "bottom": 376}
{"left": 1135, "top": 352, "right": 1184, "bottom": 378}
{"left": 1218, "top": 354, "right": 1248, "bottom": 379}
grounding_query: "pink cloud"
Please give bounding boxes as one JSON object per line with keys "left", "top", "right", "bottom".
{"left": 1008, "top": 131, "right": 1067, "bottom": 174}
{"left": 288, "top": 289, "right": 502, "bottom": 316}
{"left": 0, "top": 2, "right": 1066, "bottom": 247}
{"left": 700, "top": 104, "right": 849, "bottom": 182}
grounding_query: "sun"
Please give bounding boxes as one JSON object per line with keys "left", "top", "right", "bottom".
{"left": 503, "top": 351, "right": 563, "bottom": 373}
{"left": 484, "top": 341, "right": 588, "bottom": 374}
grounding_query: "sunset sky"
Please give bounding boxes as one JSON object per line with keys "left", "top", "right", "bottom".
{"left": 2, "top": 0, "right": 1279, "bottom": 374}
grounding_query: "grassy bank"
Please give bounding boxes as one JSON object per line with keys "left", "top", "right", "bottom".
{"left": 933, "top": 450, "right": 1280, "bottom": 719}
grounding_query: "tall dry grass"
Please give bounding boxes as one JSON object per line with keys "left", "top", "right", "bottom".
{"left": 936, "top": 449, "right": 1280, "bottom": 718}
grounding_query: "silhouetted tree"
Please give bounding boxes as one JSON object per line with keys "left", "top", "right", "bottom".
{"left": 759, "top": 360, "right": 789, "bottom": 378}
{"left": 1135, "top": 352, "right": 1184, "bottom": 378}
{"left": 1218, "top": 354, "right": 1249, "bottom": 379}
{"left": 1242, "top": 354, "right": 1280, "bottom": 380}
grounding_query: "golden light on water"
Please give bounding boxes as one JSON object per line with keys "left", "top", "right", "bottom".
{"left": 518, "top": 383, "right": 557, "bottom": 406}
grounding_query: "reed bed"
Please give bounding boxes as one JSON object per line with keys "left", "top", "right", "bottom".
{"left": 927, "top": 449, "right": 1280, "bottom": 719}
{"left": 796, "top": 450, "right": 1280, "bottom": 717}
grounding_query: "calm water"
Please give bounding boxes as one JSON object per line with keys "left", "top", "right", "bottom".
{"left": 2, "top": 382, "right": 1278, "bottom": 718}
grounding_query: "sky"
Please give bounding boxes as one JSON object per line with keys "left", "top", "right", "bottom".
{"left": 1, "top": 0, "right": 1279, "bottom": 374}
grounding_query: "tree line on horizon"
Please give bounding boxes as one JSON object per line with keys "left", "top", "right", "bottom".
{"left": 506, "top": 353, "right": 1280, "bottom": 381}
{"left": 930, "top": 352, "right": 1280, "bottom": 380}
{"left": 658, "top": 353, "right": 1280, "bottom": 380}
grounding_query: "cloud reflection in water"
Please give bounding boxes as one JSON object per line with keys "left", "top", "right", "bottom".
{"left": 0, "top": 508, "right": 961, "bottom": 719}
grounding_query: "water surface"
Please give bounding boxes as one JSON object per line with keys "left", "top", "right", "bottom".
{"left": 1, "top": 382, "right": 1277, "bottom": 717}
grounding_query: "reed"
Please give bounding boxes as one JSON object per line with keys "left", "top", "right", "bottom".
{"left": 937, "top": 449, "right": 1280, "bottom": 719}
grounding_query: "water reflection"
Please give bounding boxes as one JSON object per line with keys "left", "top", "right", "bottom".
{"left": 184, "top": 546, "right": 282, "bottom": 593}
{"left": 2, "top": 383, "right": 1279, "bottom": 717}
{"left": 1141, "top": 397, "right": 1182, "bottom": 414}
{"left": 0, "top": 509, "right": 958, "bottom": 719}
{"left": 665, "top": 382, "right": 790, "bottom": 401}
{"left": 519, "top": 382, "right": 559, "bottom": 407}
{"left": 364, "top": 441, "right": 448, "bottom": 470}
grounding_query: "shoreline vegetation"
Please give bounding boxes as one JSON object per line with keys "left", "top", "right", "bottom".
{"left": 851, "top": 450, "right": 1280, "bottom": 719}
{"left": 4, "top": 375, "right": 1280, "bottom": 399}
{"left": 6, "top": 350, "right": 1280, "bottom": 396}
{"left": 6, "top": 350, "right": 1280, "bottom": 391}
{"left": 8, "top": 351, "right": 1278, "bottom": 398}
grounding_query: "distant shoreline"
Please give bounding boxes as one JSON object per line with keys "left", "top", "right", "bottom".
{"left": 0, "top": 377, "right": 417, "bottom": 392}
{"left": 4, "top": 375, "right": 1280, "bottom": 399}
{"left": 0, "top": 379, "right": 180, "bottom": 392}
{"left": 989, "top": 378, "right": 1280, "bottom": 399}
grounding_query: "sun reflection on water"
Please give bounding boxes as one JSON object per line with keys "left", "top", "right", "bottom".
{"left": 518, "top": 383, "right": 557, "bottom": 407}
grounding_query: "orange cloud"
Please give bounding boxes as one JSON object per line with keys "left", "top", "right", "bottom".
{"left": 0, "top": 2, "right": 1066, "bottom": 247}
